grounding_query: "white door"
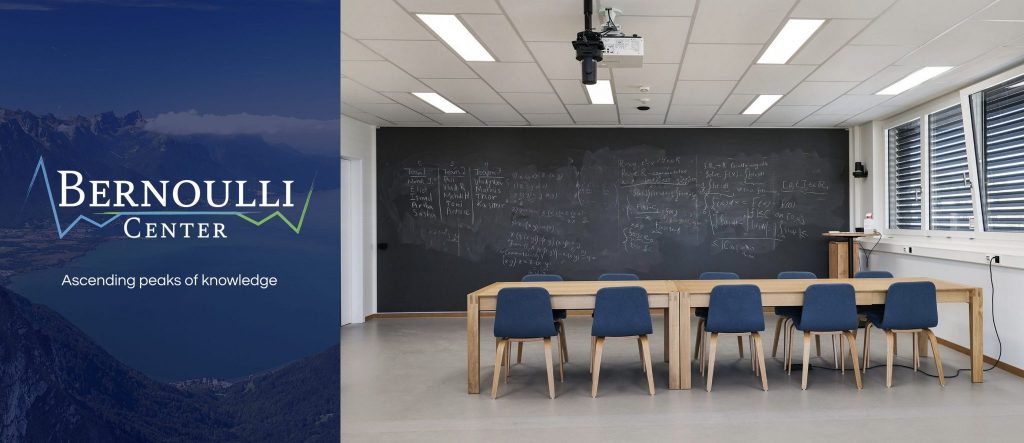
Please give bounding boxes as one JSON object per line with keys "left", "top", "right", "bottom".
{"left": 340, "top": 158, "right": 364, "bottom": 325}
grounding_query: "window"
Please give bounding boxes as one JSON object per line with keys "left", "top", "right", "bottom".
{"left": 928, "top": 105, "right": 973, "bottom": 231}
{"left": 888, "top": 119, "right": 922, "bottom": 230}
{"left": 972, "top": 77, "right": 1024, "bottom": 232}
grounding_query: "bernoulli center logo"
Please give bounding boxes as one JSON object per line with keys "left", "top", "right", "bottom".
{"left": 25, "top": 157, "right": 314, "bottom": 239}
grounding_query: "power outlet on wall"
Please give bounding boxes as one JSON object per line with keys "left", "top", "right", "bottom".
{"left": 986, "top": 255, "right": 1001, "bottom": 264}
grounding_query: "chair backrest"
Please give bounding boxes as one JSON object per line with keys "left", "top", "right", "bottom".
{"left": 880, "top": 281, "right": 938, "bottom": 330}
{"left": 778, "top": 271, "right": 817, "bottom": 279}
{"left": 598, "top": 273, "right": 640, "bottom": 281}
{"left": 855, "top": 270, "right": 894, "bottom": 278}
{"left": 591, "top": 286, "right": 653, "bottom": 337}
{"left": 799, "top": 283, "right": 858, "bottom": 331}
{"left": 706, "top": 284, "right": 765, "bottom": 333}
{"left": 699, "top": 272, "right": 740, "bottom": 280}
{"left": 522, "top": 274, "right": 563, "bottom": 282}
{"left": 493, "top": 287, "right": 557, "bottom": 338}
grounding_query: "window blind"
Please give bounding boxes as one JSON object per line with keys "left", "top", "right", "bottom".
{"left": 888, "top": 119, "right": 922, "bottom": 230}
{"left": 928, "top": 105, "right": 973, "bottom": 231}
{"left": 977, "top": 79, "right": 1024, "bottom": 232}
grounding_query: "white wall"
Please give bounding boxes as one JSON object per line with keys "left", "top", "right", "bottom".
{"left": 852, "top": 116, "right": 1022, "bottom": 370}
{"left": 341, "top": 115, "right": 377, "bottom": 319}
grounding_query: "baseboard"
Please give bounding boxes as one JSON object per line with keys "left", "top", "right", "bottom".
{"left": 935, "top": 337, "right": 1024, "bottom": 379}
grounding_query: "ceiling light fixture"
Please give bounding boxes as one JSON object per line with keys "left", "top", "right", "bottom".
{"left": 412, "top": 92, "right": 465, "bottom": 114}
{"left": 742, "top": 94, "right": 782, "bottom": 115}
{"left": 585, "top": 80, "right": 614, "bottom": 104}
{"left": 416, "top": 14, "right": 495, "bottom": 62}
{"left": 876, "top": 67, "right": 953, "bottom": 95}
{"left": 757, "top": 19, "right": 825, "bottom": 64}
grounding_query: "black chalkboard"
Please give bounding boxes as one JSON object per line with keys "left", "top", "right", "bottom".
{"left": 377, "top": 127, "right": 849, "bottom": 312}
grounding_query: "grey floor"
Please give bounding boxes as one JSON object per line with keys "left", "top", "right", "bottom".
{"left": 342, "top": 316, "right": 1024, "bottom": 442}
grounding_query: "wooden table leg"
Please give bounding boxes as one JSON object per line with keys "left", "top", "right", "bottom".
{"left": 468, "top": 293, "right": 481, "bottom": 394}
{"left": 668, "top": 292, "right": 680, "bottom": 389}
{"left": 664, "top": 308, "right": 670, "bottom": 363}
{"left": 678, "top": 292, "right": 692, "bottom": 390}
{"left": 970, "top": 288, "right": 984, "bottom": 383}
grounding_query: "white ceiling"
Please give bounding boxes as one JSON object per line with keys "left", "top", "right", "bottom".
{"left": 341, "top": 0, "right": 1024, "bottom": 128}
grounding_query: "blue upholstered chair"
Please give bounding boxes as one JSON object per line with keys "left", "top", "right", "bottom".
{"left": 787, "top": 284, "right": 863, "bottom": 390}
{"left": 491, "top": 287, "right": 562, "bottom": 399}
{"left": 693, "top": 272, "right": 743, "bottom": 367}
{"left": 521, "top": 274, "right": 569, "bottom": 365}
{"left": 590, "top": 286, "right": 655, "bottom": 397}
{"left": 854, "top": 270, "right": 899, "bottom": 358}
{"left": 703, "top": 284, "right": 768, "bottom": 391}
{"left": 598, "top": 273, "right": 640, "bottom": 281}
{"left": 862, "top": 281, "right": 945, "bottom": 387}
{"left": 855, "top": 270, "right": 894, "bottom": 278}
{"left": 771, "top": 272, "right": 818, "bottom": 360}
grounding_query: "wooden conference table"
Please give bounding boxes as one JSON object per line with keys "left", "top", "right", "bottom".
{"left": 466, "top": 278, "right": 982, "bottom": 393}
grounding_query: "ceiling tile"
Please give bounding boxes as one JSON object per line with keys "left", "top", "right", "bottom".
{"left": 342, "top": 61, "right": 429, "bottom": 92}
{"left": 791, "top": 0, "right": 896, "bottom": 19}
{"left": 341, "top": 78, "right": 396, "bottom": 104}
{"left": 427, "top": 114, "right": 485, "bottom": 125}
{"left": 342, "top": 0, "right": 433, "bottom": 40}
{"left": 897, "top": 20, "right": 1024, "bottom": 67}
{"left": 523, "top": 114, "right": 574, "bottom": 125}
{"left": 461, "top": 104, "right": 525, "bottom": 122}
{"left": 689, "top": 0, "right": 797, "bottom": 44}
{"left": 501, "top": 92, "right": 566, "bottom": 114}
{"left": 851, "top": 0, "right": 992, "bottom": 46}
{"left": 342, "top": 111, "right": 391, "bottom": 126}
{"left": 499, "top": 0, "right": 579, "bottom": 42}
{"left": 565, "top": 104, "right": 619, "bottom": 123}
{"left": 756, "top": 105, "right": 820, "bottom": 124}
{"left": 710, "top": 114, "right": 759, "bottom": 126}
{"left": 617, "top": 94, "right": 671, "bottom": 114}
{"left": 612, "top": 64, "right": 678, "bottom": 94}
{"left": 422, "top": 79, "right": 505, "bottom": 104}
{"left": 470, "top": 62, "right": 553, "bottom": 92}
{"left": 666, "top": 105, "right": 717, "bottom": 124}
{"left": 342, "top": 35, "right": 383, "bottom": 61}
{"left": 354, "top": 103, "right": 431, "bottom": 122}
{"left": 462, "top": 15, "right": 534, "bottom": 63}
{"left": 789, "top": 19, "right": 870, "bottom": 65}
{"left": 796, "top": 114, "right": 847, "bottom": 127}
{"left": 395, "top": 0, "right": 501, "bottom": 13}
{"left": 621, "top": 114, "right": 670, "bottom": 125}
{"left": 807, "top": 45, "right": 912, "bottom": 82}
{"left": 678, "top": 44, "right": 762, "bottom": 80}
{"left": 734, "top": 65, "right": 815, "bottom": 94}
{"left": 672, "top": 80, "right": 735, "bottom": 105}
{"left": 619, "top": 16, "right": 690, "bottom": 63}
{"left": 551, "top": 80, "right": 590, "bottom": 105}
{"left": 816, "top": 94, "right": 892, "bottom": 115}
{"left": 381, "top": 92, "right": 443, "bottom": 114}
{"left": 778, "top": 82, "right": 858, "bottom": 105}
{"left": 975, "top": 0, "right": 1024, "bottom": 21}
{"left": 600, "top": 0, "right": 697, "bottom": 16}
{"left": 719, "top": 94, "right": 756, "bottom": 114}
{"left": 527, "top": 41, "right": 579, "bottom": 79}
{"left": 363, "top": 40, "right": 477, "bottom": 78}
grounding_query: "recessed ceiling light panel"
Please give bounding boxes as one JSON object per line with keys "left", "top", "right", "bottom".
{"left": 416, "top": 14, "right": 495, "bottom": 62}
{"left": 742, "top": 94, "right": 783, "bottom": 115}
{"left": 585, "top": 80, "right": 614, "bottom": 105}
{"left": 757, "top": 19, "right": 825, "bottom": 64}
{"left": 876, "top": 67, "right": 953, "bottom": 95}
{"left": 413, "top": 92, "right": 465, "bottom": 114}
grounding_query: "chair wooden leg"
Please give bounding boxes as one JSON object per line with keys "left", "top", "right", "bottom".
{"left": 832, "top": 335, "right": 839, "bottom": 368}
{"left": 893, "top": 333, "right": 899, "bottom": 356}
{"left": 786, "top": 324, "right": 796, "bottom": 374}
{"left": 913, "top": 332, "right": 919, "bottom": 372}
{"left": 556, "top": 335, "right": 564, "bottom": 382}
{"left": 591, "top": 337, "right": 605, "bottom": 398}
{"left": 845, "top": 331, "right": 862, "bottom": 389}
{"left": 753, "top": 332, "right": 768, "bottom": 391}
{"left": 505, "top": 343, "right": 511, "bottom": 383}
{"left": 694, "top": 318, "right": 704, "bottom": 359}
{"left": 517, "top": 342, "right": 524, "bottom": 364}
{"left": 815, "top": 335, "right": 822, "bottom": 357}
{"left": 737, "top": 335, "right": 745, "bottom": 359}
{"left": 492, "top": 339, "right": 507, "bottom": 399}
{"left": 558, "top": 320, "right": 569, "bottom": 364}
{"left": 924, "top": 329, "right": 945, "bottom": 386}
{"left": 771, "top": 317, "right": 784, "bottom": 357}
{"left": 543, "top": 337, "right": 555, "bottom": 399}
{"left": 706, "top": 333, "right": 719, "bottom": 392}
{"left": 637, "top": 337, "right": 646, "bottom": 374}
{"left": 590, "top": 336, "right": 596, "bottom": 374}
{"left": 801, "top": 332, "right": 812, "bottom": 390}
{"left": 750, "top": 336, "right": 756, "bottom": 373}
{"left": 885, "top": 330, "right": 895, "bottom": 388}
{"left": 640, "top": 335, "right": 655, "bottom": 395}
{"left": 862, "top": 323, "right": 872, "bottom": 373}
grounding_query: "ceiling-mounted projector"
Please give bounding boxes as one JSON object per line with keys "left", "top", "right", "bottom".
{"left": 572, "top": 1, "right": 644, "bottom": 84}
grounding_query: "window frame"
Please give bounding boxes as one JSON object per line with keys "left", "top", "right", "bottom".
{"left": 884, "top": 116, "right": 925, "bottom": 233}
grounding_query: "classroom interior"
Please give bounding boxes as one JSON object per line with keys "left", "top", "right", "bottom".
{"left": 340, "top": 1, "right": 1024, "bottom": 441}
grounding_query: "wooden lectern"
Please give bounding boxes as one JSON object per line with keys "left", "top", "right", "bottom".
{"left": 822, "top": 232, "right": 879, "bottom": 278}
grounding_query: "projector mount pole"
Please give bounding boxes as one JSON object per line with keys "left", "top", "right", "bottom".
{"left": 573, "top": 0, "right": 604, "bottom": 85}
